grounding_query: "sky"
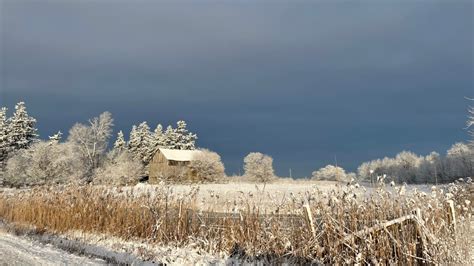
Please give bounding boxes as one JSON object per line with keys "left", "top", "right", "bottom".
{"left": 0, "top": 0, "right": 472, "bottom": 177}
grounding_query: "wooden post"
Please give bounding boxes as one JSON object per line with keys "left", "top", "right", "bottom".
{"left": 413, "top": 208, "right": 427, "bottom": 262}
{"left": 303, "top": 204, "right": 316, "bottom": 238}
{"left": 447, "top": 200, "right": 456, "bottom": 234}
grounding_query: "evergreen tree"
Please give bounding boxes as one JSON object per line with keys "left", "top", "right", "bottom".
{"left": 113, "top": 130, "right": 126, "bottom": 152}
{"left": 127, "top": 122, "right": 151, "bottom": 164}
{"left": 128, "top": 125, "right": 139, "bottom": 157}
{"left": 163, "top": 125, "right": 178, "bottom": 149}
{"left": 0, "top": 107, "right": 9, "bottom": 168}
{"left": 173, "top": 120, "right": 197, "bottom": 150}
{"left": 146, "top": 124, "right": 165, "bottom": 162}
{"left": 48, "top": 131, "right": 63, "bottom": 144}
{"left": 8, "top": 102, "right": 38, "bottom": 151}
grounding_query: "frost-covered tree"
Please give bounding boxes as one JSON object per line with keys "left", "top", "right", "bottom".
{"left": 152, "top": 124, "right": 165, "bottom": 146}
{"left": 127, "top": 122, "right": 151, "bottom": 164}
{"left": 243, "top": 152, "right": 275, "bottom": 183}
{"left": 4, "top": 141, "right": 85, "bottom": 187}
{"left": 446, "top": 142, "right": 474, "bottom": 178}
{"left": 189, "top": 149, "right": 225, "bottom": 182}
{"left": 113, "top": 130, "right": 126, "bottom": 152}
{"left": 93, "top": 150, "right": 144, "bottom": 186}
{"left": 467, "top": 102, "right": 474, "bottom": 148}
{"left": 173, "top": 120, "right": 197, "bottom": 150}
{"left": 144, "top": 124, "right": 162, "bottom": 158}
{"left": 357, "top": 152, "right": 425, "bottom": 184}
{"left": 67, "top": 112, "right": 114, "bottom": 179}
{"left": 163, "top": 125, "right": 178, "bottom": 149}
{"left": 312, "top": 165, "right": 347, "bottom": 182}
{"left": 48, "top": 131, "right": 63, "bottom": 144}
{"left": 394, "top": 151, "right": 422, "bottom": 183}
{"left": 7, "top": 102, "right": 38, "bottom": 151}
{"left": 419, "top": 151, "right": 441, "bottom": 184}
{"left": 0, "top": 107, "right": 9, "bottom": 165}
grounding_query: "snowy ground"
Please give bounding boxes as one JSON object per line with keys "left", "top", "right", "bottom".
{"left": 0, "top": 230, "right": 105, "bottom": 265}
{"left": 0, "top": 180, "right": 452, "bottom": 265}
{"left": 126, "top": 180, "right": 437, "bottom": 212}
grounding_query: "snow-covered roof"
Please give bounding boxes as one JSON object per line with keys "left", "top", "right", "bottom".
{"left": 158, "top": 148, "right": 202, "bottom": 162}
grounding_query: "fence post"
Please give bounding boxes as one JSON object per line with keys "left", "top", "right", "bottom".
{"left": 303, "top": 204, "right": 316, "bottom": 238}
{"left": 413, "top": 208, "right": 427, "bottom": 262}
{"left": 446, "top": 200, "right": 456, "bottom": 234}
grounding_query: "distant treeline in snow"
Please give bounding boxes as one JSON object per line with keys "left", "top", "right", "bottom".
{"left": 0, "top": 101, "right": 473, "bottom": 186}
{"left": 0, "top": 102, "right": 202, "bottom": 186}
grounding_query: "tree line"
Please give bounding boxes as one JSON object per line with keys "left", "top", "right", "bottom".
{"left": 0, "top": 102, "right": 203, "bottom": 186}
{"left": 311, "top": 103, "right": 474, "bottom": 184}
{"left": 1, "top": 101, "right": 472, "bottom": 186}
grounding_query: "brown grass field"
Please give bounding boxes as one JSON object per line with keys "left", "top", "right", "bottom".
{"left": 0, "top": 179, "right": 472, "bottom": 264}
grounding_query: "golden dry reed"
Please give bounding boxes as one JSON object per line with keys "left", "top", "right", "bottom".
{"left": 0, "top": 181, "right": 471, "bottom": 264}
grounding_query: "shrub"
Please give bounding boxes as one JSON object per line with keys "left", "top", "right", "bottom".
{"left": 4, "top": 141, "right": 86, "bottom": 187}
{"left": 188, "top": 149, "right": 225, "bottom": 182}
{"left": 93, "top": 150, "right": 144, "bottom": 186}
{"left": 311, "top": 164, "right": 348, "bottom": 182}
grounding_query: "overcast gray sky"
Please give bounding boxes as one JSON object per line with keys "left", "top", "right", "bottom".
{"left": 1, "top": 0, "right": 472, "bottom": 177}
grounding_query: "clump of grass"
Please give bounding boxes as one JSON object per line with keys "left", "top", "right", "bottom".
{"left": 0, "top": 180, "right": 471, "bottom": 264}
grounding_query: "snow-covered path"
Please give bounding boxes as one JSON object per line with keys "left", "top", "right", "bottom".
{"left": 0, "top": 232, "right": 105, "bottom": 265}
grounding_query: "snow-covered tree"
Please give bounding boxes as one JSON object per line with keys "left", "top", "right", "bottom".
{"left": 146, "top": 124, "right": 165, "bottom": 161}
{"left": 446, "top": 142, "right": 474, "bottom": 178}
{"left": 173, "top": 120, "right": 197, "bottom": 150}
{"left": 7, "top": 102, "right": 38, "bottom": 151}
{"left": 93, "top": 150, "right": 144, "bottom": 186}
{"left": 150, "top": 124, "right": 164, "bottom": 146}
{"left": 113, "top": 130, "right": 126, "bottom": 152}
{"left": 189, "top": 149, "right": 225, "bottom": 182}
{"left": 127, "top": 122, "right": 151, "bottom": 164}
{"left": 0, "top": 107, "right": 9, "bottom": 165}
{"left": 163, "top": 125, "right": 178, "bottom": 149}
{"left": 419, "top": 151, "right": 441, "bottom": 184}
{"left": 48, "top": 131, "right": 63, "bottom": 144}
{"left": 243, "top": 152, "right": 275, "bottom": 183}
{"left": 67, "top": 112, "right": 114, "bottom": 179}
{"left": 312, "top": 165, "right": 348, "bottom": 182}
{"left": 4, "top": 141, "right": 86, "bottom": 186}
{"left": 467, "top": 102, "right": 474, "bottom": 148}
{"left": 394, "top": 151, "right": 423, "bottom": 183}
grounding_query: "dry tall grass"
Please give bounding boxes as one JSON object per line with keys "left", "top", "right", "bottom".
{"left": 0, "top": 180, "right": 471, "bottom": 264}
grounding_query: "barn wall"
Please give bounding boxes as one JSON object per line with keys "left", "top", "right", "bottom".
{"left": 148, "top": 151, "right": 191, "bottom": 183}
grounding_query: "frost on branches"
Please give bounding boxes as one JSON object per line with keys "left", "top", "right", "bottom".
{"left": 312, "top": 165, "right": 348, "bottom": 182}
{"left": 189, "top": 149, "right": 225, "bottom": 182}
{"left": 468, "top": 103, "right": 474, "bottom": 148}
{"left": 4, "top": 141, "right": 85, "bottom": 186}
{"left": 67, "top": 112, "right": 114, "bottom": 177}
{"left": 244, "top": 152, "right": 275, "bottom": 183}
{"left": 93, "top": 150, "right": 144, "bottom": 186}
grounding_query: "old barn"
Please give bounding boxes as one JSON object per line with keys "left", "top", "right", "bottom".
{"left": 148, "top": 148, "right": 202, "bottom": 183}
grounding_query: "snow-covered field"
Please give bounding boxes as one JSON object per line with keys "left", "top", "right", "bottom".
{"left": 121, "top": 179, "right": 437, "bottom": 212}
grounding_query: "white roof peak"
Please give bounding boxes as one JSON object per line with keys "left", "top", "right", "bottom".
{"left": 158, "top": 148, "right": 202, "bottom": 162}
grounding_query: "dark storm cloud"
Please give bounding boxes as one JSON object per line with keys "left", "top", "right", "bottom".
{"left": 1, "top": 0, "right": 472, "bottom": 176}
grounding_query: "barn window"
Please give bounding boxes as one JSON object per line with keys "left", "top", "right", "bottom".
{"left": 168, "top": 160, "right": 178, "bottom": 166}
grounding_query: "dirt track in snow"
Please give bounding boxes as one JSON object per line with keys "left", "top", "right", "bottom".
{"left": 0, "top": 231, "right": 105, "bottom": 265}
